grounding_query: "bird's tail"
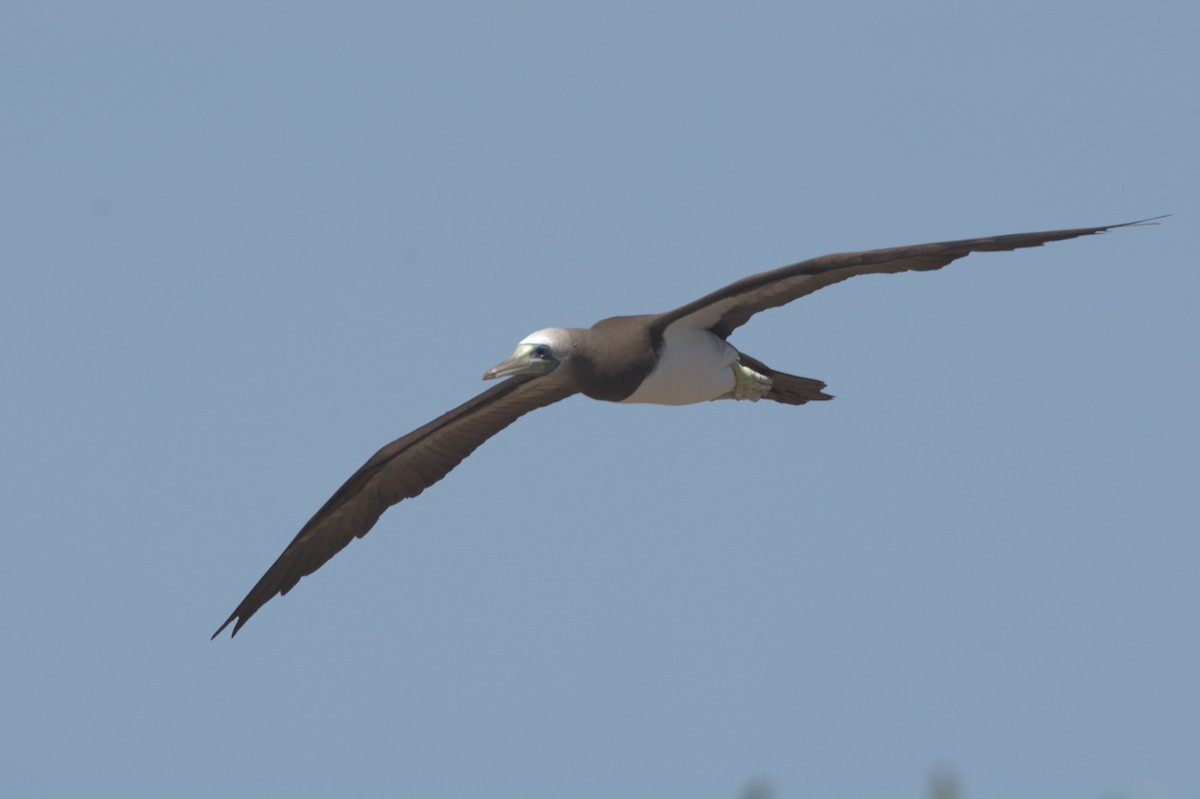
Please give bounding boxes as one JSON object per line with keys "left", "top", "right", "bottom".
{"left": 736, "top": 353, "right": 834, "bottom": 406}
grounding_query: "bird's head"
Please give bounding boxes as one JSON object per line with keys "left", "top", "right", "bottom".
{"left": 483, "top": 327, "right": 575, "bottom": 380}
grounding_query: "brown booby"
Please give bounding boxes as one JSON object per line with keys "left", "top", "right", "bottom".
{"left": 213, "top": 219, "right": 1156, "bottom": 638}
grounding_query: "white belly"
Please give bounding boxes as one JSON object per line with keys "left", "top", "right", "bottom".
{"left": 620, "top": 327, "right": 737, "bottom": 405}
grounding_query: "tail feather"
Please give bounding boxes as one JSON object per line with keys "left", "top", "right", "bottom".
{"left": 737, "top": 352, "right": 834, "bottom": 406}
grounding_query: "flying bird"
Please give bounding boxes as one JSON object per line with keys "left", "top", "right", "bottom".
{"left": 213, "top": 219, "right": 1156, "bottom": 638}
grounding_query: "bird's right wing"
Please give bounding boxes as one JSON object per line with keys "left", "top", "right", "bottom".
{"left": 213, "top": 374, "right": 578, "bottom": 638}
{"left": 651, "top": 219, "right": 1161, "bottom": 340}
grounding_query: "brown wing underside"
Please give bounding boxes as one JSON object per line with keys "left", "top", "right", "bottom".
{"left": 213, "top": 374, "right": 578, "bottom": 638}
{"left": 652, "top": 219, "right": 1160, "bottom": 340}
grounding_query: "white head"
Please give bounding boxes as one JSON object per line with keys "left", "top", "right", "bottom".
{"left": 482, "top": 327, "right": 577, "bottom": 380}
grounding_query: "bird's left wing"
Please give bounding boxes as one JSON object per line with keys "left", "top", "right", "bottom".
{"left": 651, "top": 219, "right": 1159, "bottom": 340}
{"left": 213, "top": 374, "right": 578, "bottom": 638}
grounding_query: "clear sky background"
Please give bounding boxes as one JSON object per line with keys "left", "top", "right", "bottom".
{"left": 2, "top": 2, "right": 1197, "bottom": 798}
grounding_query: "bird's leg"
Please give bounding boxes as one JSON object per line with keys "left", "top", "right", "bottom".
{"left": 725, "top": 361, "right": 773, "bottom": 402}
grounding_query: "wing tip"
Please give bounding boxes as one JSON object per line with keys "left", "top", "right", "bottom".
{"left": 1100, "top": 214, "right": 1171, "bottom": 231}
{"left": 211, "top": 611, "right": 247, "bottom": 640}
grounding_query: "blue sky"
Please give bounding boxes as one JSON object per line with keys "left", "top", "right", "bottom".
{"left": 2, "top": 2, "right": 1196, "bottom": 798}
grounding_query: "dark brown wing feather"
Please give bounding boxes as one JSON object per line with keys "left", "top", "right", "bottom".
{"left": 213, "top": 374, "right": 578, "bottom": 638}
{"left": 651, "top": 219, "right": 1161, "bottom": 340}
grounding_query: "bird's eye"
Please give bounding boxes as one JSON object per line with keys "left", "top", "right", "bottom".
{"left": 534, "top": 344, "right": 551, "bottom": 358}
